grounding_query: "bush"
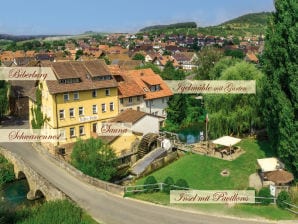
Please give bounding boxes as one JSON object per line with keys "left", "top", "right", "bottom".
{"left": 277, "top": 191, "right": 291, "bottom": 209}
{"left": 143, "top": 176, "right": 158, "bottom": 193}
{"left": 0, "top": 155, "right": 15, "bottom": 186}
{"left": 174, "top": 179, "right": 189, "bottom": 190}
{"left": 257, "top": 187, "right": 272, "bottom": 205}
{"left": 71, "top": 138, "right": 118, "bottom": 181}
{"left": 163, "top": 177, "right": 174, "bottom": 194}
{"left": 19, "top": 200, "right": 95, "bottom": 224}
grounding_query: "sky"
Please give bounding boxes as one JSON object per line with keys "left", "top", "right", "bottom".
{"left": 0, "top": 0, "right": 275, "bottom": 35}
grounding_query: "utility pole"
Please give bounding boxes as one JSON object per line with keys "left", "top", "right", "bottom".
{"left": 205, "top": 113, "right": 208, "bottom": 151}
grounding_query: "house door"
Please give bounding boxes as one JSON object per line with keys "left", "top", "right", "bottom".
{"left": 92, "top": 123, "right": 97, "bottom": 133}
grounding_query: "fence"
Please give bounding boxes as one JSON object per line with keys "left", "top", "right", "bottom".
{"left": 255, "top": 196, "right": 276, "bottom": 204}
{"left": 125, "top": 184, "right": 279, "bottom": 205}
{"left": 283, "top": 202, "right": 298, "bottom": 214}
{"left": 125, "top": 182, "right": 191, "bottom": 194}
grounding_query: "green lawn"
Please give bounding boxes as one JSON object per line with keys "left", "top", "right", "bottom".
{"left": 134, "top": 139, "right": 273, "bottom": 189}
{"left": 129, "top": 139, "right": 297, "bottom": 220}
{"left": 130, "top": 192, "right": 296, "bottom": 220}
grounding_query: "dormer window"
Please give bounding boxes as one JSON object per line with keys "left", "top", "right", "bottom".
{"left": 59, "top": 78, "right": 80, "bottom": 84}
{"left": 150, "top": 84, "right": 161, "bottom": 92}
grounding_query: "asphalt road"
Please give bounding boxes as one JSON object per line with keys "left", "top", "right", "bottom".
{"left": 0, "top": 122, "right": 290, "bottom": 224}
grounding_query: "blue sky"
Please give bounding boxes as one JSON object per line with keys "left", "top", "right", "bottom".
{"left": 0, "top": 0, "right": 275, "bottom": 35}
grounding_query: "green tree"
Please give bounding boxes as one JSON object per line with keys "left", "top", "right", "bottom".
{"left": 166, "top": 94, "right": 187, "bottom": 125}
{"left": 261, "top": 0, "right": 298, "bottom": 176}
{"left": 205, "top": 61, "right": 264, "bottom": 138}
{"left": 132, "top": 53, "right": 145, "bottom": 61}
{"left": 75, "top": 49, "right": 84, "bottom": 60}
{"left": 208, "top": 57, "right": 240, "bottom": 80}
{"left": 71, "top": 138, "right": 118, "bottom": 181}
{"left": 0, "top": 81, "right": 8, "bottom": 122}
{"left": 194, "top": 46, "right": 224, "bottom": 80}
{"left": 31, "top": 84, "right": 46, "bottom": 129}
{"left": 224, "top": 49, "right": 245, "bottom": 59}
{"left": 161, "top": 61, "right": 185, "bottom": 80}
{"left": 136, "top": 63, "right": 161, "bottom": 74}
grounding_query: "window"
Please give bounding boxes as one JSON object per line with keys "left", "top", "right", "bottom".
{"left": 92, "top": 105, "right": 98, "bottom": 114}
{"left": 92, "top": 123, "right": 97, "bottom": 133}
{"left": 59, "top": 129, "right": 65, "bottom": 139}
{"left": 128, "top": 97, "right": 133, "bottom": 103}
{"left": 73, "top": 92, "right": 79, "bottom": 100}
{"left": 110, "top": 102, "right": 114, "bottom": 111}
{"left": 70, "top": 127, "right": 75, "bottom": 138}
{"left": 59, "top": 110, "right": 65, "bottom": 119}
{"left": 69, "top": 108, "right": 75, "bottom": 118}
{"left": 101, "top": 103, "right": 106, "bottom": 113}
{"left": 120, "top": 98, "right": 123, "bottom": 104}
{"left": 79, "top": 126, "right": 85, "bottom": 136}
{"left": 105, "top": 88, "right": 110, "bottom": 96}
{"left": 150, "top": 85, "right": 161, "bottom": 92}
{"left": 146, "top": 101, "right": 150, "bottom": 107}
{"left": 162, "top": 98, "right": 165, "bottom": 103}
{"left": 92, "top": 90, "right": 97, "bottom": 98}
{"left": 63, "top": 93, "right": 69, "bottom": 101}
{"left": 79, "top": 107, "right": 84, "bottom": 116}
{"left": 137, "top": 96, "right": 140, "bottom": 101}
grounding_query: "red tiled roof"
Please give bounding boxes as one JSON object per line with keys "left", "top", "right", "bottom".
{"left": 118, "top": 79, "right": 144, "bottom": 98}
{"left": 123, "top": 69, "right": 173, "bottom": 100}
{"left": 111, "top": 109, "right": 148, "bottom": 124}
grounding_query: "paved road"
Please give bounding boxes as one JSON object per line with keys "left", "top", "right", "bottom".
{"left": 0, "top": 122, "right": 288, "bottom": 224}
{"left": 1, "top": 142, "right": 280, "bottom": 224}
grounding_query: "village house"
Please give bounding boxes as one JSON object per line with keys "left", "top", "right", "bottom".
{"left": 99, "top": 109, "right": 160, "bottom": 165}
{"left": 29, "top": 60, "right": 119, "bottom": 157}
{"left": 122, "top": 68, "right": 173, "bottom": 119}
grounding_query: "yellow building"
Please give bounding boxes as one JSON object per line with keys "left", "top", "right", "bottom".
{"left": 29, "top": 60, "right": 119, "bottom": 157}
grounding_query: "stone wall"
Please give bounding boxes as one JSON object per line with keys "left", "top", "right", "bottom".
{"left": 139, "top": 151, "right": 179, "bottom": 178}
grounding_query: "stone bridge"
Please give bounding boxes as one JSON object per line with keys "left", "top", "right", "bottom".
{"left": 0, "top": 147, "right": 67, "bottom": 201}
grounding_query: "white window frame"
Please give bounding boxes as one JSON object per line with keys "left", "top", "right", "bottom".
{"left": 70, "top": 127, "right": 75, "bottom": 138}
{"left": 73, "top": 92, "right": 79, "bottom": 100}
{"left": 78, "top": 107, "right": 84, "bottom": 116}
{"left": 69, "top": 108, "right": 75, "bottom": 118}
{"left": 79, "top": 126, "right": 85, "bottom": 136}
{"left": 101, "top": 103, "right": 106, "bottom": 113}
{"left": 92, "top": 123, "right": 97, "bottom": 133}
{"left": 63, "top": 93, "right": 69, "bottom": 101}
{"left": 59, "top": 129, "right": 65, "bottom": 139}
{"left": 92, "top": 105, "right": 98, "bottom": 114}
{"left": 110, "top": 102, "right": 114, "bottom": 111}
{"left": 59, "top": 109, "right": 65, "bottom": 119}
{"left": 128, "top": 97, "right": 133, "bottom": 103}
